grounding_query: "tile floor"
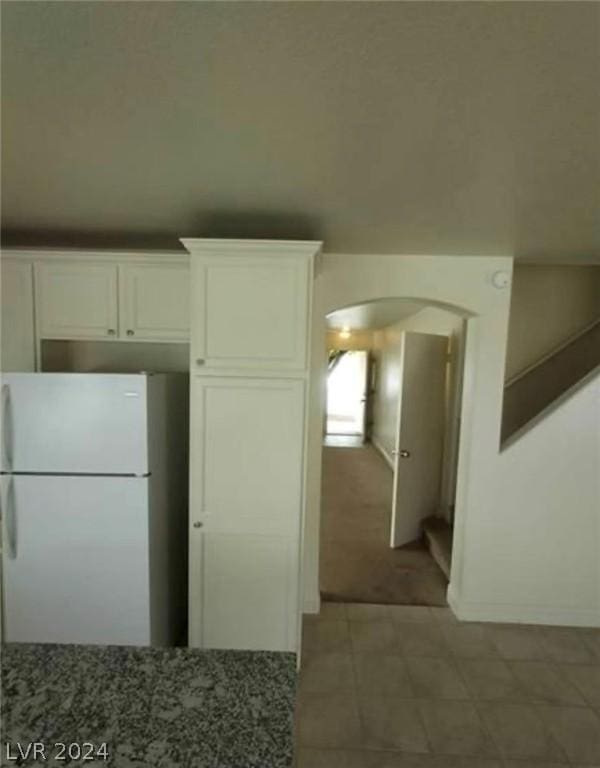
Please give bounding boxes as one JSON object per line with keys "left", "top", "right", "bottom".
{"left": 295, "top": 602, "right": 600, "bottom": 768}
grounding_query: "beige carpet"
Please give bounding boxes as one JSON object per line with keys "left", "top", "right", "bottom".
{"left": 320, "top": 443, "right": 448, "bottom": 606}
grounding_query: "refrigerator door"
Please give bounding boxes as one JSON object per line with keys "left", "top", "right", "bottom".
{"left": 1, "top": 474, "right": 151, "bottom": 646}
{"left": 1, "top": 373, "right": 148, "bottom": 475}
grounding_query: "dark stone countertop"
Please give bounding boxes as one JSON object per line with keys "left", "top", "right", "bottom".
{"left": 1, "top": 643, "right": 297, "bottom": 768}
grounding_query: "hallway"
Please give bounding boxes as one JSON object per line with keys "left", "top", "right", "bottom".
{"left": 320, "top": 444, "right": 448, "bottom": 606}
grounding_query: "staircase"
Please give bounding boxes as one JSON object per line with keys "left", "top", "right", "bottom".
{"left": 424, "top": 319, "right": 600, "bottom": 587}
{"left": 423, "top": 516, "right": 452, "bottom": 580}
{"left": 502, "top": 318, "right": 600, "bottom": 444}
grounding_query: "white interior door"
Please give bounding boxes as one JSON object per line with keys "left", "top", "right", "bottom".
{"left": 390, "top": 332, "right": 448, "bottom": 547}
{"left": 1, "top": 474, "right": 150, "bottom": 645}
{"left": 189, "top": 377, "right": 304, "bottom": 652}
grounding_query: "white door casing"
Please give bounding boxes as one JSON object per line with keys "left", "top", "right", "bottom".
{"left": 390, "top": 332, "right": 448, "bottom": 547}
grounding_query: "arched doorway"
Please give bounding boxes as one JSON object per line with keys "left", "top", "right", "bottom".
{"left": 300, "top": 251, "right": 513, "bottom": 621}
{"left": 320, "top": 297, "right": 467, "bottom": 606}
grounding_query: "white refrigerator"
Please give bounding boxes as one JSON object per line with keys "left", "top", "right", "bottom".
{"left": 0, "top": 373, "right": 188, "bottom": 646}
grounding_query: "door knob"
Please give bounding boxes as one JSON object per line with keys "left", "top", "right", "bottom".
{"left": 399, "top": 450, "right": 411, "bottom": 458}
{"left": 193, "top": 521, "right": 203, "bottom": 528}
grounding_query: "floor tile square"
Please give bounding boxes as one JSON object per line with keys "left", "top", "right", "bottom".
{"left": 441, "top": 625, "right": 499, "bottom": 660}
{"left": 350, "top": 621, "right": 397, "bottom": 652}
{"left": 405, "top": 657, "right": 469, "bottom": 700}
{"left": 360, "top": 696, "right": 429, "bottom": 752}
{"left": 296, "top": 747, "right": 374, "bottom": 768}
{"left": 538, "top": 628, "right": 597, "bottom": 664}
{"left": 580, "top": 629, "right": 600, "bottom": 662}
{"left": 295, "top": 691, "right": 363, "bottom": 749}
{"left": 396, "top": 623, "right": 450, "bottom": 657}
{"left": 388, "top": 606, "right": 434, "bottom": 624}
{"left": 419, "top": 701, "right": 497, "bottom": 756}
{"left": 510, "top": 661, "right": 585, "bottom": 705}
{"left": 317, "top": 602, "right": 348, "bottom": 621}
{"left": 488, "top": 626, "right": 546, "bottom": 661}
{"left": 299, "top": 652, "right": 355, "bottom": 694}
{"left": 347, "top": 603, "right": 392, "bottom": 622}
{"left": 560, "top": 663, "right": 600, "bottom": 708}
{"left": 429, "top": 607, "right": 460, "bottom": 624}
{"left": 303, "top": 621, "right": 352, "bottom": 654}
{"left": 457, "top": 659, "right": 525, "bottom": 702}
{"left": 370, "top": 755, "right": 503, "bottom": 768}
{"left": 478, "top": 702, "right": 566, "bottom": 761}
{"left": 353, "top": 652, "right": 414, "bottom": 696}
{"left": 537, "top": 704, "right": 600, "bottom": 764}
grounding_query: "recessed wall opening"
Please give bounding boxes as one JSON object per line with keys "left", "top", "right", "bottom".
{"left": 40, "top": 339, "right": 190, "bottom": 374}
{"left": 320, "top": 298, "right": 466, "bottom": 607}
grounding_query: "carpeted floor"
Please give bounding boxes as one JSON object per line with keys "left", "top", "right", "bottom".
{"left": 320, "top": 443, "right": 448, "bottom": 606}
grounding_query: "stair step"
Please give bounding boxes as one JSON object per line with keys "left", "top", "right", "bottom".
{"left": 423, "top": 516, "right": 453, "bottom": 580}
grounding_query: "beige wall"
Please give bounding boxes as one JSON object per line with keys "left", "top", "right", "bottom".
{"left": 325, "top": 329, "right": 374, "bottom": 351}
{"left": 41, "top": 340, "right": 190, "bottom": 373}
{"left": 506, "top": 265, "right": 600, "bottom": 381}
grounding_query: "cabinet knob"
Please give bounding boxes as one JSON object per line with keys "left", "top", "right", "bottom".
{"left": 107, "top": 329, "right": 116, "bottom": 336}
{"left": 196, "top": 358, "right": 205, "bottom": 366}
{"left": 193, "top": 521, "right": 203, "bottom": 529}
{"left": 126, "top": 329, "right": 134, "bottom": 336}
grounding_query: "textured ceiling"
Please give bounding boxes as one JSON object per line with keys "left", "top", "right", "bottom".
{"left": 1, "top": 1, "right": 599, "bottom": 260}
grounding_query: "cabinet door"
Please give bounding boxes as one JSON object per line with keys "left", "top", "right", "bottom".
{"left": 189, "top": 377, "right": 305, "bottom": 652}
{"left": 1, "top": 260, "right": 35, "bottom": 372}
{"left": 191, "top": 256, "right": 309, "bottom": 371}
{"left": 36, "top": 262, "right": 118, "bottom": 340}
{"left": 120, "top": 263, "right": 190, "bottom": 342}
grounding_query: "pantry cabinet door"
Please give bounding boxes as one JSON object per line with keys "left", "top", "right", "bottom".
{"left": 188, "top": 377, "right": 305, "bottom": 652}
{"left": 36, "top": 262, "right": 118, "bottom": 340}
{"left": 120, "top": 263, "right": 190, "bottom": 342}
{"left": 1, "top": 260, "right": 36, "bottom": 372}
{"left": 191, "top": 256, "right": 309, "bottom": 372}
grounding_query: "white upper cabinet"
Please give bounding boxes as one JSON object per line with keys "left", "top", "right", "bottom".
{"left": 182, "top": 239, "right": 320, "bottom": 373}
{"left": 29, "top": 253, "right": 190, "bottom": 344}
{"left": 120, "top": 263, "right": 190, "bottom": 342}
{"left": 36, "top": 261, "right": 119, "bottom": 340}
{"left": 1, "top": 260, "right": 36, "bottom": 372}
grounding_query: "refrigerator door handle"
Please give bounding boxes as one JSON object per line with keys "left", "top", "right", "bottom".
{"left": 1, "top": 384, "right": 13, "bottom": 471}
{"left": 3, "top": 476, "right": 17, "bottom": 559}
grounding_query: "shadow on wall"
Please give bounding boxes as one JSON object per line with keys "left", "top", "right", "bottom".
{"left": 1, "top": 211, "right": 323, "bottom": 251}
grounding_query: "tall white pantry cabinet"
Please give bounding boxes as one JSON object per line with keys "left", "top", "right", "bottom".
{"left": 182, "top": 239, "right": 321, "bottom": 653}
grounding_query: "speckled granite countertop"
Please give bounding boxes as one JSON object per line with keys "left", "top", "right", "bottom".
{"left": 1, "top": 643, "right": 297, "bottom": 768}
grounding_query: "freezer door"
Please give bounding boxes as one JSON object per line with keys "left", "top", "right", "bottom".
{"left": 1, "top": 373, "right": 148, "bottom": 475}
{"left": 1, "top": 475, "right": 152, "bottom": 646}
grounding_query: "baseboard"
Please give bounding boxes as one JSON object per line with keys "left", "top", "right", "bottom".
{"left": 448, "top": 583, "right": 600, "bottom": 628}
{"left": 371, "top": 436, "right": 394, "bottom": 470}
{"left": 303, "top": 593, "right": 321, "bottom": 615}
